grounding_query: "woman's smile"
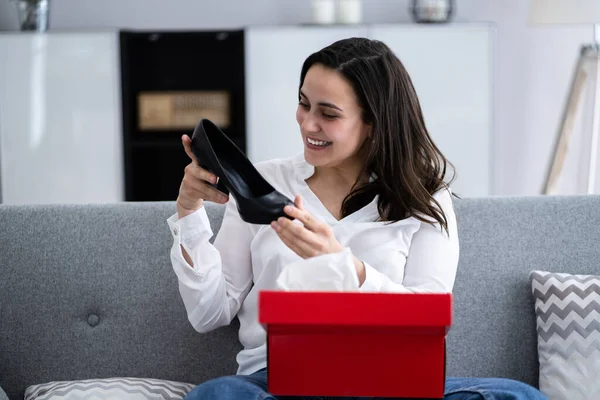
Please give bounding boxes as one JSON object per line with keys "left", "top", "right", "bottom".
{"left": 305, "top": 136, "right": 333, "bottom": 150}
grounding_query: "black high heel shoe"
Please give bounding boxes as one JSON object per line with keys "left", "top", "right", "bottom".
{"left": 190, "top": 118, "right": 294, "bottom": 225}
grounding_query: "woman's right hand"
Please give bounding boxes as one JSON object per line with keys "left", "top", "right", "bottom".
{"left": 177, "top": 135, "right": 229, "bottom": 219}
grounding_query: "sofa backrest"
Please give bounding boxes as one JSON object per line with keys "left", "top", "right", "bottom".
{"left": 448, "top": 195, "right": 600, "bottom": 386}
{"left": 0, "top": 202, "right": 239, "bottom": 399}
{"left": 1, "top": 196, "right": 599, "bottom": 398}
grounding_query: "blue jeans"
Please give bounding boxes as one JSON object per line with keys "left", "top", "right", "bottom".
{"left": 184, "top": 368, "right": 548, "bottom": 400}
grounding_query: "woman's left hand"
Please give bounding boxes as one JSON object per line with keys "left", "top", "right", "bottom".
{"left": 271, "top": 195, "right": 345, "bottom": 259}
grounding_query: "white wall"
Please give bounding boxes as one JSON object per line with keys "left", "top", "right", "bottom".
{"left": 0, "top": 0, "right": 593, "bottom": 196}
{"left": 458, "top": 0, "right": 591, "bottom": 196}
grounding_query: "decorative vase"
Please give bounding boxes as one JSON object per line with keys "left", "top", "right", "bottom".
{"left": 11, "top": 0, "right": 50, "bottom": 32}
{"left": 312, "top": 0, "right": 336, "bottom": 25}
{"left": 337, "top": 0, "right": 362, "bottom": 24}
{"left": 410, "top": 0, "right": 454, "bottom": 24}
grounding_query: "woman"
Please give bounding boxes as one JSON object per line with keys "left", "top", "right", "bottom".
{"left": 168, "top": 38, "right": 547, "bottom": 400}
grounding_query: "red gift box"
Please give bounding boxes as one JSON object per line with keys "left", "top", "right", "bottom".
{"left": 259, "top": 291, "right": 452, "bottom": 399}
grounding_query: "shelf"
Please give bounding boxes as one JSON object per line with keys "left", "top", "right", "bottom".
{"left": 120, "top": 29, "right": 247, "bottom": 201}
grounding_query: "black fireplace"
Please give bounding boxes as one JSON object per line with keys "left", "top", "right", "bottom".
{"left": 119, "top": 30, "right": 246, "bottom": 202}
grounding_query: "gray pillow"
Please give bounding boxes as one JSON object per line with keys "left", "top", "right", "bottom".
{"left": 530, "top": 270, "right": 600, "bottom": 400}
{"left": 25, "top": 377, "right": 196, "bottom": 400}
{"left": 0, "top": 385, "right": 8, "bottom": 400}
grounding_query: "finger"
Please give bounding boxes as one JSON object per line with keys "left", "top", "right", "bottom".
{"left": 182, "top": 136, "right": 220, "bottom": 187}
{"left": 186, "top": 162, "right": 219, "bottom": 185}
{"left": 275, "top": 217, "right": 321, "bottom": 255}
{"left": 283, "top": 203, "right": 320, "bottom": 232}
{"left": 198, "top": 183, "right": 229, "bottom": 203}
{"left": 201, "top": 186, "right": 229, "bottom": 204}
{"left": 184, "top": 162, "right": 227, "bottom": 202}
{"left": 295, "top": 195, "right": 304, "bottom": 210}
{"left": 273, "top": 224, "right": 314, "bottom": 259}
{"left": 276, "top": 231, "right": 303, "bottom": 256}
{"left": 181, "top": 135, "right": 198, "bottom": 164}
{"left": 183, "top": 175, "right": 229, "bottom": 204}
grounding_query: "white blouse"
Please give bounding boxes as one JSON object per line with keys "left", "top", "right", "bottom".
{"left": 166, "top": 152, "right": 459, "bottom": 377}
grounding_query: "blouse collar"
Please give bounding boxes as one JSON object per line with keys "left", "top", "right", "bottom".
{"left": 292, "top": 152, "right": 377, "bottom": 184}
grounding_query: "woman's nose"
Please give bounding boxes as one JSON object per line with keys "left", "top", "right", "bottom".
{"left": 301, "top": 112, "right": 320, "bottom": 133}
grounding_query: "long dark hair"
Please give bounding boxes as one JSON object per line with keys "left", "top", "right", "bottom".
{"left": 299, "top": 37, "right": 457, "bottom": 233}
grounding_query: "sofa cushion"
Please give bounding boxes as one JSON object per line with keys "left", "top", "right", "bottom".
{"left": 530, "top": 270, "right": 600, "bottom": 400}
{"left": 24, "top": 377, "right": 196, "bottom": 400}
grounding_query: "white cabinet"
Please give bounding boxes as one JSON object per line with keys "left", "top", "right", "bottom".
{"left": 0, "top": 25, "right": 493, "bottom": 204}
{"left": 368, "top": 24, "right": 493, "bottom": 197}
{"left": 0, "top": 32, "right": 124, "bottom": 204}
{"left": 246, "top": 24, "right": 494, "bottom": 197}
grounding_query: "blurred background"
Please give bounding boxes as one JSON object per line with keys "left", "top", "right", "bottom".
{"left": 0, "top": 0, "right": 598, "bottom": 204}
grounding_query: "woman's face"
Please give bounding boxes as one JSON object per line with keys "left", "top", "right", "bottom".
{"left": 296, "top": 64, "right": 371, "bottom": 170}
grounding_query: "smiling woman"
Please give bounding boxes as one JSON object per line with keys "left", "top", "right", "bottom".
{"left": 296, "top": 38, "right": 455, "bottom": 231}
{"left": 297, "top": 64, "right": 367, "bottom": 162}
{"left": 168, "top": 37, "right": 548, "bottom": 400}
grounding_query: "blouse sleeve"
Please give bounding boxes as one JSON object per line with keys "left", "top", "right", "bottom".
{"left": 359, "top": 188, "right": 459, "bottom": 293}
{"left": 167, "top": 196, "right": 256, "bottom": 333}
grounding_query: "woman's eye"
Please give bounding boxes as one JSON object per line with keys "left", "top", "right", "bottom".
{"left": 298, "top": 101, "right": 337, "bottom": 119}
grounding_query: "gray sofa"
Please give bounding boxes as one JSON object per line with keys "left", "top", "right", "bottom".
{"left": 1, "top": 195, "right": 599, "bottom": 399}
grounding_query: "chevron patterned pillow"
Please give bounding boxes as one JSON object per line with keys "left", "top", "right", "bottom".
{"left": 24, "top": 377, "right": 196, "bottom": 400}
{"left": 530, "top": 270, "right": 600, "bottom": 400}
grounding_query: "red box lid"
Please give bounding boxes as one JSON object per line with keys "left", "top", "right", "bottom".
{"left": 259, "top": 291, "right": 452, "bottom": 332}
